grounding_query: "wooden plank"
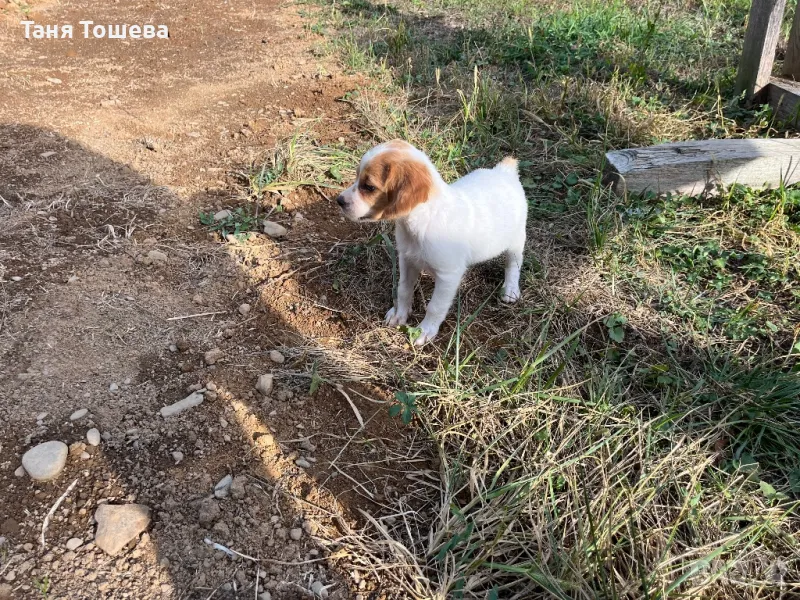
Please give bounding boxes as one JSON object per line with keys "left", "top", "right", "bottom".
{"left": 605, "top": 139, "right": 800, "bottom": 196}
{"left": 734, "top": 0, "right": 787, "bottom": 99}
{"left": 762, "top": 78, "right": 800, "bottom": 125}
{"left": 783, "top": 2, "right": 800, "bottom": 80}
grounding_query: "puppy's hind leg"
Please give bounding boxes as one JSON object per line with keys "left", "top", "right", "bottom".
{"left": 501, "top": 242, "right": 524, "bottom": 303}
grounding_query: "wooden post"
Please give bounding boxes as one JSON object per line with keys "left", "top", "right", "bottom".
{"left": 735, "top": 0, "right": 787, "bottom": 99}
{"left": 784, "top": 3, "right": 800, "bottom": 80}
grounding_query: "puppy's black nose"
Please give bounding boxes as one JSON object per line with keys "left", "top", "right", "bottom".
{"left": 336, "top": 195, "right": 346, "bottom": 207}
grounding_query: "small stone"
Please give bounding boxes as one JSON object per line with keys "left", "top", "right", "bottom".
{"left": 295, "top": 458, "right": 311, "bottom": 469}
{"left": 262, "top": 221, "right": 288, "bottom": 238}
{"left": 238, "top": 303, "right": 251, "bottom": 316}
{"left": 176, "top": 340, "right": 191, "bottom": 352}
{"left": 230, "top": 475, "right": 247, "bottom": 500}
{"left": 94, "top": 504, "right": 151, "bottom": 556}
{"left": 70, "top": 408, "right": 88, "bottom": 421}
{"left": 186, "top": 131, "right": 201, "bottom": 138}
{"left": 171, "top": 451, "right": 184, "bottom": 464}
{"left": 212, "top": 521, "right": 230, "bottom": 537}
{"left": 0, "top": 584, "right": 10, "bottom": 600}
{"left": 197, "top": 499, "right": 221, "bottom": 527}
{"left": 160, "top": 392, "right": 204, "bottom": 418}
{"left": 80, "top": 451, "right": 91, "bottom": 460}
{"left": 65, "top": 538, "right": 83, "bottom": 551}
{"left": 169, "top": 344, "right": 178, "bottom": 352}
{"left": 206, "top": 382, "right": 217, "bottom": 391}
{"left": 36, "top": 412, "right": 48, "bottom": 421}
{"left": 14, "top": 466, "right": 25, "bottom": 477}
{"left": 269, "top": 350, "right": 285, "bottom": 364}
{"left": 214, "top": 474, "right": 233, "bottom": 499}
{"left": 204, "top": 348, "right": 224, "bottom": 365}
{"left": 258, "top": 592, "right": 272, "bottom": 600}
{"left": 67, "top": 275, "right": 79, "bottom": 284}
{"left": 213, "top": 209, "right": 232, "bottom": 221}
{"left": 255, "top": 374, "right": 273, "bottom": 396}
{"left": 192, "top": 294, "right": 205, "bottom": 305}
{"left": 109, "top": 383, "right": 119, "bottom": 392}
{"left": 87, "top": 428, "right": 101, "bottom": 447}
{"left": 311, "top": 581, "right": 328, "bottom": 598}
{"left": 289, "top": 528, "right": 302, "bottom": 541}
{"left": 146, "top": 250, "right": 168, "bottom": 263}
{"left": 22, "top": 441, "right": 68, "bottom": 481}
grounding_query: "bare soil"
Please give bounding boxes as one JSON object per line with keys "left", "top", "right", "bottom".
{"left": 0, "top": 1, "right": 433, "bottom": 598}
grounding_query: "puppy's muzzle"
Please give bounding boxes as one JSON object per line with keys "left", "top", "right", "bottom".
{"left": 336, "top": 194, "right": 347, "bottom": 208}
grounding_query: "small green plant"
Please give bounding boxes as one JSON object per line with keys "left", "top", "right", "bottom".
{"left": 389, "top": 390, "right": 418, "bottom": 424}
{"left": 33, "top": 574, "right": 51, "bottom": 598}
{"left": 604, "top": 313, "right": 627, "bottom": 343}
{"left": 198, "top": 207, "right": 257, "bottom": 241}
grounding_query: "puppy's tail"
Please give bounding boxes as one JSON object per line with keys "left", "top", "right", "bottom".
{"left": 495, "top": 156, "right": 519, "bottom": 174}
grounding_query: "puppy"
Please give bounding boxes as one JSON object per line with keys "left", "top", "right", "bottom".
{"left": 336, "top": 140, "right": 527, "bottom": 345}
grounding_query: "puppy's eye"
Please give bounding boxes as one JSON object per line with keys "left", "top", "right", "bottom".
{"left": 360, "top": 183, "right": 376, "bottom": 193}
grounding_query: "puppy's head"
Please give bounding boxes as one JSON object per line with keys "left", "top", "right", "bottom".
{"left": 336, "top": 140, "right": 433, "bottom": 222}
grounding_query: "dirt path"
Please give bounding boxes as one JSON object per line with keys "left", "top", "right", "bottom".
{"left": 0, "top": 1, "right": 430, "bottom": 599}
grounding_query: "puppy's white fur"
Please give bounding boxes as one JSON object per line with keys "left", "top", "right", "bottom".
{"left": 338, "top": 140, "right": 527, "bottom": 345}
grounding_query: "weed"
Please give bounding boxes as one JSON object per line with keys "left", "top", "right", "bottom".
{"left": 199, "top": 207, "right": 257, "bottom": 242}
{"left": 388, "top": 390, "right": 418, "bottom": 424}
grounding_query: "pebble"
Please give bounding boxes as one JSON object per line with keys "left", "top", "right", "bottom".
{"left": 65, "top": 538, "right": 83, "bottom": 551}
{"left": 80, "top": 451, "right": 91, "bottom": 460}
{"left": 70, "top": 408, "right": 88, "bottom": 421}
{"left": 213, "top": 209, "right": 232, "bottom": 221}
{"left": 262, "top": 221, "right": 288, "bottom": 238}
{"left": 10, "top": 276, "right": 22, "bottom": 282}
{"left": 36, "top": 412, "right": 48, "bottom": 421}
{"left": 21, "top": 441, "right": 68, "bottom": 481}
{"left": 289, "top": 528, "right": 303, "bottom": 541}
{"left": 204, "top": 348, "right": 224, "bottom": 365}
{"left": 14, "top": 466, "right": 25, "bottom": 477}
{"left": 269, "top": 350, "right": 285, "bottom": 364}
{"left": 311, "top": 581, "right": 328, "bottom": 598}
{"left": 94, "top": 504, "right": 151, "bottom": 556}
{"left": 295, "top": 458, "right": 311, "bottom": 469}
{"left": 172, "top": 451, "right": 184, "bottom": 464}
{"left": 255, "top": 374, "right": 273, "bottom": 396}
{"left": 238, "top": 303, "right": 251, "bottom": 316}
{"left": 86, "top": 428, "right": 101, "bottom": 447}
{"left": 146, "top": 249, "right": 168, "bottom": 263}
{"left": 160, "top": 392, "right": 204, "bottom": 418}
{"left": 214, "top": 474, "right": 233, "bottom": 499}
{"left": 192, "top": 294, "right": 205, "bottom": 305}
{"left": 258, "top": 592, "right": 272, "bottom": 600}
{"left": 109, "top": 383, "right": 119, "bottom": 392}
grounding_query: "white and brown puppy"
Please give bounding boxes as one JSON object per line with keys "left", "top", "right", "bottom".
{"left": 336, "top": 140, "right": 527, "bottom": 345}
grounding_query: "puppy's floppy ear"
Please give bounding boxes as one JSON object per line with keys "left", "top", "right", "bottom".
{"left": 381, "top": 156, "right": 432, "bottom": 219}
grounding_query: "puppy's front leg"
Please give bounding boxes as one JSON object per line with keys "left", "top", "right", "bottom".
{"left": 385, "top": 253, "right": 421, "bottom": 326}
{"left": 415, "top": 269, "right": 464, "bottom": 346}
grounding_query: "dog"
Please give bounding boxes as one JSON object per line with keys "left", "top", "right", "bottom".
{"left": 336, "top": 139, "right": 527, "bottom": 345}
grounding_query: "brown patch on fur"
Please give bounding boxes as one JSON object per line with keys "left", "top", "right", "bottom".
{"left": 358, "top": 150, "right": 432, "bottom": 220}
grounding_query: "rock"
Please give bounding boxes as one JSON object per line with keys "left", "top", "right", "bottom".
{"left": 0, "top": 583, "right": 12, "bottom": 600}
{"left": 70, "top": 408, "right": 88, "bottom": 421}
{"left": 36, "top": 412, "right": 48, "bottom": 421}
{"left": 21, "top": 441, "right": 68, "bottom": 481}
{"left": 109, "top": 383, "right": 119, "bottom": 392}
{"left": 186, "top": 131, "right": 201, "bottom": 138}
{"left": 311, "top": 581, "right": 328, "bottom": 598}
{"left": 14, "top": 466, "right": 25, "bottom": 477}
{"left": 214, "top": 475, "right": 233, "bottom": 499}
{"left": 80, "top": 451, "right": 91, "bottom": 460}
{"left": 176, "top": 340, "right": 191, "bottom": 352}
{"left": 262, "top": 221, "right": 288, "bottom": 238}
{"left": 65, "top": 538, "right": 83, "bottom": 551}
{"left": 146, "top": 250, "right": 168, "bottom": 263}
{"left": 258, "top": 592, "right": 272, "bottom": 600}
{"left": 213, "top": 209, "right": 232, "bottom": 221}
{"left": 238, "top": 303, "right": 251, "bottom": 316}
{"left": 94, "top": 504, "right": 151, "bottom": 556}
{"left": 255, "top": 374, "right": 273, "bottom": 396}
{"left": 171, "top": 451, "right": 184, "bottom": 464}
{"left": 204, "top": 348, "right": 224, "bottom": 365}
{"left": 295, "top": 458, "right": 311, "bottom": 469}
{"left": 160, "top": 392, "right": 204, "bottom": 418}
{"left": 289, "top": 528, "right": 303, "bottom": 541}
{"left": 230, "top": 475, "right": 247, "bottom": 500}
{"left": 269, "top": 350, "right": 285, "bottom": 364}
{"left": 197, "top": 499, "right": 221, "bottom": 526}
{"left": 86, "top": 428, "right": 101, "bottom": 447}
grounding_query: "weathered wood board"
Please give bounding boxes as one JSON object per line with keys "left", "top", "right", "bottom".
{"left": 605, "top": 139, "right": 800, "bottom": 196}
{"left": 761, "top": 78, "right": 800, "bottom": 126}
{"left": 735, "top": 0, "right": 788, "bottom": 99}
{"left": 783, "top": 1, "right": 800, "bottom": 80}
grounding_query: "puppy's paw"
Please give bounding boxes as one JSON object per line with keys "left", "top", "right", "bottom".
{"left": 501, "top": 285, "right": 521, "bottom": 303}
{"left": 385, "top": 306, "right": 409, "bottom": 326}
{"left": 413, "top": 321, "right": 440, "bottom": 346}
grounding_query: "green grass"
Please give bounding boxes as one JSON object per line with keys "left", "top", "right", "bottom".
{"left": 300, "top": 0, "right": 800, "bottom": 597}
